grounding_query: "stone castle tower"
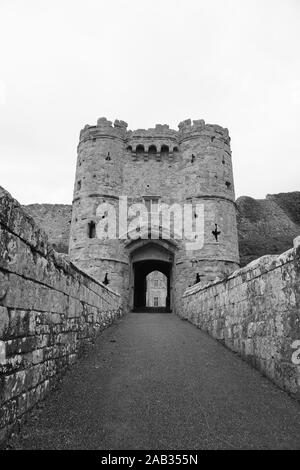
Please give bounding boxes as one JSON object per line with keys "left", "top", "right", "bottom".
{"left": 69, "top": 117, "right": 240, "bottom": 312}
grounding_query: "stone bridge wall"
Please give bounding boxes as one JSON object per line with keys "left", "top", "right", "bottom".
{"left": 0, "top": 187, "right": 122, "bottom": 446}
{"left": 182, "top": 237, "right": 300, "bottom": 400}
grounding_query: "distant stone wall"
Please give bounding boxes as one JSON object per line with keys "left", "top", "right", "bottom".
{"left": 0, "top": 187, "right": 122, "bottom": 446}
{"left": 182, "top": 237, "right": 300, "bottom": 400}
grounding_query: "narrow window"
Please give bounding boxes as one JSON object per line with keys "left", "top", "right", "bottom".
{"left": 88, "top": 221, "right": 96, "bottom": 239}
{"left": 77, "top": 180, "right": 81, "bottom": 190}
{"left": 225, "top": 181, "right": 231, "bottom": 189}
{"left": 143, "top": 196, "right": 160, "bottom": 212}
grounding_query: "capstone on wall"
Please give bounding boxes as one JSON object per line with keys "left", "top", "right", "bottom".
{"left": 182, "top": 236, "right": 300, "bottom": 400}
{"left": 0, "top": 187, "right": 122, "bottom": 446}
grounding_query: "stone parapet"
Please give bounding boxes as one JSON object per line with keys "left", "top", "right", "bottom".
{"left": 0, "top": 187, "right": 122, "bottom": 447}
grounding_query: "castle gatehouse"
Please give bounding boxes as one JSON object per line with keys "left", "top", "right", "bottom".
{"left": 69, "top": 117, "right": 240, "bottom": 312}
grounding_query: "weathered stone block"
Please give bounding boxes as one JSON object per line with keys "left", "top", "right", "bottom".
{"left": 0, "top": 307, "right": 9, "bottom": 338}
{"left": 2, "top": 370, "right": 27, "bottom": 403}
{"left": 0, "top": 341, "right": 6, "bottom": 365}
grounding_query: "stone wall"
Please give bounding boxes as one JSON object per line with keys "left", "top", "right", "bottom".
{"left": 0, "top": 187, "right": 122, "bottom": 446}
{"left": 182, "top": 236, "right": 300, "bottom": 400}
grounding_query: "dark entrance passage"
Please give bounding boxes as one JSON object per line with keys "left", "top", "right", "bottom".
{"left": 133, "top": 259, "right": 172, "bottom": 312}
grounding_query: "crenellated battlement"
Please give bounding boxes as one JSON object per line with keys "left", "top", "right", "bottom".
{"left": 77, "top": 116, "right": 232, "bottom": 166}
{"left": 178, "top": 119, "right": 230, "bottom": 145}
{"left": 79, "top": 117, "right": 128, "bottom": 142}
{"left": 128, "top": 124, "right": 177, "bottom": 138}
{"left": 126, "top": 124, "right": 178, "bottom": 157}
{"left": 79, "top": 117, "right": 230, "bottom": 145}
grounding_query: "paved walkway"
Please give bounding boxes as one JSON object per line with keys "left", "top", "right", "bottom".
{"left": 10, "top": 313, "right": 300, "bottom": 449}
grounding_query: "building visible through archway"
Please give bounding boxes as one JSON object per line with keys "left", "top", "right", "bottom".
{"left": 133, "top": 260, "right": 171, "bottom": 312}
{"left": 128, "top": 240, "right": 174, "bottom": 313}
{"left": 146, "top": 271, "right": 167, "bottom": 308}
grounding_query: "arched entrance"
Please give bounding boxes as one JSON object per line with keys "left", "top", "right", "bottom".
{"left": 125, "top": 239, "right": 176, "bottom": 313}
{"left": 133, "top": 260, "right": 171, "bottom": 312}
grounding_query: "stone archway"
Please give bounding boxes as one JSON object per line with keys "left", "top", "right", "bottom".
{"left": 133, "top": 259, "right": 171, "bottom": 312}
{"left": 126, "top": 240, "right": 176, "bottom": 312}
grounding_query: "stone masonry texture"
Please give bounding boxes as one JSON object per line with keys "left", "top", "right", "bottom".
{"left": 182, "top": 236, "right": 300, "bottom": 400}
{"left": 0, "top": 186, "right": 122, "bottom": 447}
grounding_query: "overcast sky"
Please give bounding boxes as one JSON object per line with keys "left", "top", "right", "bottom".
{"left": 0, "top": 0, "right": 299, "bottom": 204}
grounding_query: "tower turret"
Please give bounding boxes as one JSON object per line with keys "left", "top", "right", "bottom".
{"left": 69, "top": 117, "right": 129, "bottom": 296}
{"left": 173, "top": 119, "right": 240, "bottom": 304}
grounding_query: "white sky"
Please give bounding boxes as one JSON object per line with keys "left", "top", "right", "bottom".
{"left": 0, "top": 0, "right": 299, "bottom": 204}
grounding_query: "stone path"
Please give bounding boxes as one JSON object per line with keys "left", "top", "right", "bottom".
{"left": 10, "top": 313, "right": 300, "bottom": 449}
